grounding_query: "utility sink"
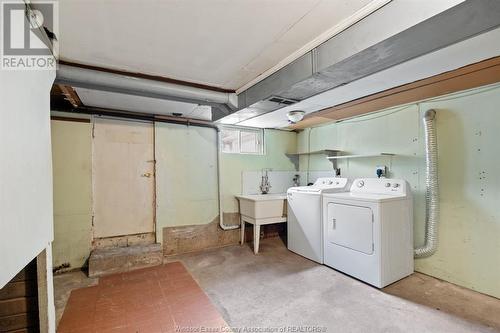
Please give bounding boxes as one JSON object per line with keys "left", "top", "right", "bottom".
{"left": 236, "top": 194, "right": 287, "bottom": 255}
{"left": 236, "top": 194, "right": 287, "bottom": 219}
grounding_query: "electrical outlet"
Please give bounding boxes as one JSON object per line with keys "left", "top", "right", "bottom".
{"left": 376, "top": 165, "right": 387, "bottom": 178}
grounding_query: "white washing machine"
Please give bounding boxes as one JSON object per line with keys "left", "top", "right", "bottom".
{"left": 322, "top": 178, "right": 414, "bottom": 288}
{"left": 287, "top": 177, "right": 350, "bottom": 263}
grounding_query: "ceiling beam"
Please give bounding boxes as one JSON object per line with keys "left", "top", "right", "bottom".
{"left": 57, "top": 84, "right": 82, "bottom": 109}
{"left": 289, "top": 56, "right": 500, "bottom": 129}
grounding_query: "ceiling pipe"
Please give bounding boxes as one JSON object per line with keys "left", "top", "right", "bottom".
{"left": 52, "top": 106, "right": 218, "bottom": 129}
{"left": 55, "top": 64, "right": 238, "bottom": 115}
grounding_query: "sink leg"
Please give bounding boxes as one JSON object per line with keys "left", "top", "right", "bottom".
{"left": 240, "top": 216, "right": 245, "bottom": 245}
{"left": 253, "top": 224, "right": 260, "bottom": 254}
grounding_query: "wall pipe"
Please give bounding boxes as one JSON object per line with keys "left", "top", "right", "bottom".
{"left": 216, "top": 127, "right": 239, "bottom": 231}
{"left": 56, "top": 64, "right": 238, "bottom": 111}
{"left": 52, "top": 107, "right": 219, "bottom": 129}
{"left": 414, "top": 109, "right": 439, "bottom": 258}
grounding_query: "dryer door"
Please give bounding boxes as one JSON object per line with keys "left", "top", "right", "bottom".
{"left": 327, "top": 203, "right": 374, "bottom": 255}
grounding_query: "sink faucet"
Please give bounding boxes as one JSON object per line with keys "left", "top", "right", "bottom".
{"left": 293, "top": 174, "right": 300, "bottom": 187}
{"left": 260, "top": 168, "right": 272, "bottom": 194}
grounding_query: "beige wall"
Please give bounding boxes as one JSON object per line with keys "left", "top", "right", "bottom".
{"left": 51, "top": 120, "right": 92, "bottom": 270}
{"left": 298, "top": 83, "right": 500, "bottom": 298}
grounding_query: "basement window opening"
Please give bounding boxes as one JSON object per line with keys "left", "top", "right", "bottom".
{"left": 221, "top": 126, "right": 264, "bottom": 155}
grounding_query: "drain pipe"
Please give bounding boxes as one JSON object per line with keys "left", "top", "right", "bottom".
{"left": 415, "top": 109, "right": 439, "bottom": 258}
{"left": 216, "top": 127, "right": 239, "bottom": 231}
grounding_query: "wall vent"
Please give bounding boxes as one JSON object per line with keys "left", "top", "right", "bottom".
{"left": 266, "top": 96, "right": 299, "bottom": 106}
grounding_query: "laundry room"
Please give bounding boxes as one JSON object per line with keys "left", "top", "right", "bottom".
{"left": 1, "top": 1, "right": 500, "bottom": 333}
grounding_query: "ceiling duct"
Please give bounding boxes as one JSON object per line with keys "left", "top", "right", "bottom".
{"left": 226, "top": 0, "right": 500, "bottom": 124}
{"left": 55, "top": 64, "right": 238, "bottom": 120}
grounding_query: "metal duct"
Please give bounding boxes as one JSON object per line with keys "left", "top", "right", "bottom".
{"left": 56, "top": 64, "right": 238, "bottom": 117}
{"left": 229, "top": 0, "right": 500, "bottom": 123}
{"left": 415, "top": 109, "right": 439, "bottom": 258}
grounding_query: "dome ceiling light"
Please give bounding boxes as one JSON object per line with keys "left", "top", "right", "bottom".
{"left": 287, "top": 110, "right": 305, "bottom": 123}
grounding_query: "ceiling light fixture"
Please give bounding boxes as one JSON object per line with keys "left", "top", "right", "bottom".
{"left": 287, "top": 110, "right": 305, "bottom": 123}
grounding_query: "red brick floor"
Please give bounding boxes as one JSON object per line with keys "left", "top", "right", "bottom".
{"left": 57, "top": 262, "right": 228, "bottom": 333}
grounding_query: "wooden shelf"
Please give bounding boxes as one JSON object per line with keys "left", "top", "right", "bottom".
{"left": 326, "top": 153, "right": 395, "bottom": 160}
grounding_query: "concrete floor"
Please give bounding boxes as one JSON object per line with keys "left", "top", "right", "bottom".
{"left": 168, "top": 237, "right": 500, "bottom": 332}
{"left": 54, "top": 237, "right": 500, "bottom": 332}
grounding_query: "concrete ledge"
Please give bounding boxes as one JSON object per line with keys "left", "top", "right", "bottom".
{"left": 88, "top": 244, "right": 162, "bottom": 277}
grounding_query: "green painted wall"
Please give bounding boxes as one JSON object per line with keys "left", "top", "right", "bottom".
{"left": 220, "top": 129, "right": 297, "bottom": 212}
{"left": 51, "top": 83, "right": 500, "bottom": 298}
{"left": 298, "top": 84, "right": 500, "bottom": 298}
{"left": 155, "top": 123, "right": 219, "bottom": 243}
{"left": 51, "top": 120, "right": 297, "bottom": 260}
{"left": 155, "top": 124, "right": 298, "bottom": 242}
{"left": 51, "top": 120, "right": 93, "bottom": 270}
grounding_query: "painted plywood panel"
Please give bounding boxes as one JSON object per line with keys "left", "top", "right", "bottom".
{"left": 298, "top": 83, "right": 500, "bottom": 298}
{"left": 155, "top": 123, "right": 219, "bottom": 244}
{"left": 51, "top": 120, "right": 92, "bottom": 270}
{"left": 93, "top": 118, "right": 155, "bottom": 238}
{"left": 0, "top": 69, "right": 55, "bottom": 288}
{"left": 416, "top": 85, "right": 500, "bottom": 298}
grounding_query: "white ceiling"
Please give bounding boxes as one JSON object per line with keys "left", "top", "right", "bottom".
{"left": 59, "top": 0, "right": 375, "bottom": 90}
{"left": 75, "top": 88, "right": 212, "bottom": 121}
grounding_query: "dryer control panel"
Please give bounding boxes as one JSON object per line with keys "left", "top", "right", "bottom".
{"left": 351, "top": 178, "right": 408, "bottom": 196}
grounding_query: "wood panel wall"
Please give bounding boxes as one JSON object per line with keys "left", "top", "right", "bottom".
{"left": 0, "top": 260, "right": 39, "bottom": 332}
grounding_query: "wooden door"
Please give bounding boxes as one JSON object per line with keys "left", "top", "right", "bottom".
{"left": 92, "top": 117, "right": 155, "bottom": 238}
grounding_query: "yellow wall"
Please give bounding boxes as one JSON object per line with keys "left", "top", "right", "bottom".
{"left": 298, "top": 83, "right": 500, "bottom": 298}
{"left": 51, "top": 119, "right": 93, "bottom": 270}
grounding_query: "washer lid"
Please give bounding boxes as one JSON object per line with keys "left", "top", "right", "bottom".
{"left": 288, "top": 177, "right": 349, "bottom": 194}
{"left": 288, "top": 187, "right": 321, "bottom": 193}
{"left": 323, "top": 191, "right": 407, "bottom": 203}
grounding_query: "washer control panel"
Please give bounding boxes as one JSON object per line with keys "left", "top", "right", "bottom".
{"left": 313, "top": 177, "right": 349, "bottom": 189}
{"left": 352, "top": 178, "right": 407, "bottom": 195}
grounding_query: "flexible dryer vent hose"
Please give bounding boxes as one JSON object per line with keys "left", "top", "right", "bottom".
{"left": 414, "top": 109, "right": 439, "bottom": 258}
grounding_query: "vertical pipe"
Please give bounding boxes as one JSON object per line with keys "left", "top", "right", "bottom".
{"left": 216, "top": 127, "right": 239, "bottom": 231}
